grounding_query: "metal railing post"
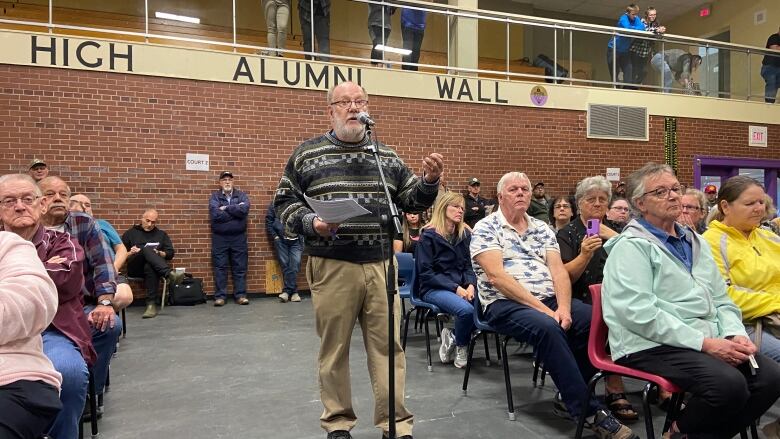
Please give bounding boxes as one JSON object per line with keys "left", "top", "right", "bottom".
{"left": 506, "top": 19, "right": 510, "bottom": 80}
{"left": 446, "top": 12, "right": 451, "bottom": 72}
{"left": 660, "top": 40, "right": 665, "bottom": 92}
{"left": 232, "top": 0, "right": 237, "bottom": 52}
{"left": 612, "top": 34, "right": 617, "bottom": 89}
{"left": 48, "top": 0, "right": 52, "bottom": 32}
{"left": 569, "top": 27, "right": 573, "bottom": 85}
{"left": 144, "top": 0, "right": 149, "bottom": 42}
{"left": 553, "top": 26, "right": 558, "bottom": 82}
{"left": 381, "top": 0, "right": 386, "bottom": 63}
{"left": 310, "top": 0, "right": 315, "bottom": 56}
{"left": 704, "top": 44, "right": 709, "bottom": 96}
{"left": 747, "top": 49, "right": 752, "bottom": 100}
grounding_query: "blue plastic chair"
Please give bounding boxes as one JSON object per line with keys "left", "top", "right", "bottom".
{"left": 400, "top": 252, "right": 447, "bottom": 372}
{"left": 396, "top": 252, "right": 414, "bottom": 317}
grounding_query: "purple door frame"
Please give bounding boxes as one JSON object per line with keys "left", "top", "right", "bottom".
{"left": 694, "top": 156, "right": 780, "bottom": 204}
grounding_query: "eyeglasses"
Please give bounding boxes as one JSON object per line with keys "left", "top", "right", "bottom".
{"left": 583, "top": 196, "right": 609, "bottom": 205}
{"left": 1, "top": 196, "right": 39, "bottom": 209}
{"left": 610, "top": 206, "right": 630, "bottom": 212}
{"left": 641, "top": 186, "right": 682, "bottom": 199}
{"left": 42, "top": 190, "right": 70, "bottom": 199}
{"left": 554, "top": 203, "right": 571, "bottom": 209}
{"left": 329, "top": 99, "right": 368, "bottom": 109}
{"left": 681, "top": 204, "right": 702, "bottom": 212}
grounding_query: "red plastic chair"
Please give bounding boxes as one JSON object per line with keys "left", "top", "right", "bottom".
{"left": 575, "top": 284, "right": 683, "bottom": 439}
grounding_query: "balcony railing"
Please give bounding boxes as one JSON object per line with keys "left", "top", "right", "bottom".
{"left": 1, "top": 0, "right": 778, "bottom": 102}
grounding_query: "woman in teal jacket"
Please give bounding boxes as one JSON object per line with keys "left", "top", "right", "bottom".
{"left": 602, "top": 163, "right": 780, "bottom": 439}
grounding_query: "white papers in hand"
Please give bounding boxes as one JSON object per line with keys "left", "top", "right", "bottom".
{"left": 144, "top": 242, "right": 160, "bottom": 247}
{"left": 304, "top": 195, "right": 371, "bottom": 224}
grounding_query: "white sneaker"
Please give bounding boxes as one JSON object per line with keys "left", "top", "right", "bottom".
{"left": 290, "top": 293, "right": 302, "bottom": 302}
{"left": 278, "top": 292, "right": 289, "bottom": 303}
{"left": 439, "top": 328, "right": 455, "bottom": 363}
{"left": 454, "top": 346, "right": 468, "bottom": 368}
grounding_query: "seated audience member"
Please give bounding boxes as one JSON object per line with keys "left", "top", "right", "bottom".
{"left": 393, "top": 212, "right": 422, "bottom": 254}
{"left": 0, "top": 174, "right": 94, "bottom": 439}
{"left": 761, "top": 194, "right": 780, "bottom": 236}
{"left": 27, "top": 159, "right": 49, "bottom": 182}
{"left": 703, "top": 177, "right": 780, "bottom": 358}
{"left": 605, "top": 197, "right": 630, "bottom": 230}
{"left": 416, "top": 192, "right": 476, "bottom": 368}
{"left": 0, "top": 231, "right": 62, "bottom": 439}
{"left": 528, "top": 181, "right": 550, "bottom": 222}
{"left": 265, "top": 200, "right": 303, "bottom": 303}
{"left": 547, "top": 195, "right": 577, "bottom": 232}
{"left": 464, "top": 177, "right": 490, "bottom": 228}
{"left": 677, "top": 188, "right": 708, "bottom": 233}
{"left": 470, "top": 172, "right": 636, "bottom": 439}
{"left": 69, "top": 193, "right": 133, "bottom": 308}
{"left": 122, "top": 209, "right": 182, "bottom": 319}
{"left": 39, "top": 178, "right": 122, "bottom": 414}
{"left": 556, "top": 176, "right": 637, "bottom": 422}
{"left": 603, "top": 164, "right": 780, "bottom": 439}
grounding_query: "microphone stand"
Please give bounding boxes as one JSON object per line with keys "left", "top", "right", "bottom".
{"left": 364, "top": 123, "right": 402, "bottom": 439}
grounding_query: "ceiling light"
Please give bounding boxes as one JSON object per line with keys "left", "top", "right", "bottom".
{"left": 374, "top": 45, "right": 412, "bottom": 56}
{"left": 155, "top": 12, "right": 201, "bottom": 24}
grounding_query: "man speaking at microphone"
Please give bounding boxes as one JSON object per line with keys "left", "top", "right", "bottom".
{"left": 274, "top": 81, "right": 443, "bottom": 439}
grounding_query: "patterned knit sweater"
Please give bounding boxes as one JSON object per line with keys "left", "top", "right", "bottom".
{"left": 275, "top": 131, "right": 439, "bottom": 263}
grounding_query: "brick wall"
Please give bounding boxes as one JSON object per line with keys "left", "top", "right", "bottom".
{"left": 1, "top": 64, "right": 779, "bottom": 296}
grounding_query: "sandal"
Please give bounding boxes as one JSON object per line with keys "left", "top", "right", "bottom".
{"left": 605, "top": 392, "right": 639, "bottom": 422}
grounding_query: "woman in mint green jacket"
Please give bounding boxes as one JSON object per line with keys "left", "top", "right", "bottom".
{"left": 602, "top": 163, "right": 780, "bottom": 439}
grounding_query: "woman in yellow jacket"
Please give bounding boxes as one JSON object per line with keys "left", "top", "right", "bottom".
{"left": 703, "top": 175, "right": 780, "bottom": 364}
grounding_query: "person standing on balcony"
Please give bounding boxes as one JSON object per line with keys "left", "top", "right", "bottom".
{"left": 401, "top": 6, "right": 426, "bottom": 71}
{"left": 368, "top": 3, "right": 397, "bottom": 66}
{"left": 298, "top": 0, "right": 331, "bottom": 61}
{"left": 607, "top": 4, "right": 646, "bottom": 89}
{"left": 761, "top": 26, "right": 780, "bottom": 103}
{"left": 262, "top": 0, "right": 290, "bottom": 57}
{"left": 630, "top": 7, "right": 666, "bottom": 85}
{"left": 651, "top": 49, "right": 702, "bottom": 93}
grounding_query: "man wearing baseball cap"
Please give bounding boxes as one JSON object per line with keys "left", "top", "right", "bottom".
{"left": 28, "top": 159, "right": 49, "bottom": 182}
{"left": 464, "top": 177, "right": 491, "bottom": 228}
{"left": 704, "top": 184, "right": 718, "bottom": 212}
{"left": 528, "top": 181, "right": 550, "bottom": 221}
{"left": 209, "top": 171, "right": 251, "bottom": 306}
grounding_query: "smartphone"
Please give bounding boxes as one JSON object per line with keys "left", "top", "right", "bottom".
{"left": 586, "top": 219, "right": 601, "bottom": 237}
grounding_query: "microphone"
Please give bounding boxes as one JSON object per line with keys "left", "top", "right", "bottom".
{"left": 357, "top": 112, "right": 376, "bottom": 126}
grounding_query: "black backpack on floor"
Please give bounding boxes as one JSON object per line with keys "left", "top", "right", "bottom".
{"left": 168, "top": 274, "right": 207, "bottom": 306}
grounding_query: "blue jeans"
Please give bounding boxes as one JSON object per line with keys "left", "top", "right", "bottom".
{"left": 761, "top": 64, "right": 780, "bottom": 103}
{"left": 485, "top": 296, "right": 601, "bottom": 419}
{"left": 212, "top": 233, "right": 248, "bottom": 300}
{"left": 746, "top": 325, "right": 780, "bottom": 363}
{"left": 652, "top": 52, "right": 673, "bottom": 93}
{"left": 84, "top": 305, "right": 122, "bottom": 395}
{"left": 607, "top": 48, "right": 634, "bottom": 89}
{"left": 273, "top": 237, "right": 303, "bottom": 294}
{"left": 43, "top": 327, "right": 89, "bottom": 439}
{"left": 422, "top": 289, "right": 475, "bottom": 347}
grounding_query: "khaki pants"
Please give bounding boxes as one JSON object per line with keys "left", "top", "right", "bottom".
{"left": 307, "top": 256, "right": 413, "bottom": 435}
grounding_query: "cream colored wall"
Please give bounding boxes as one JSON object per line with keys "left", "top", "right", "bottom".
{"left": 664, "top": 0, "right": 780, "bottom": 100}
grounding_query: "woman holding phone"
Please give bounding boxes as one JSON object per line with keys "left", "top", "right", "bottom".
{"left": 556, "top": 176, "right": 638, "bottom": 422}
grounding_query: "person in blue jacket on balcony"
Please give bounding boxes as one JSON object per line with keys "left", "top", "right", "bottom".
{"left": 607, "top": 4, "right": 645, "bottom": 89}
{"left": 209, "top": 171, "right": 251, "bottom": 307}
{"left": 762, "top": 26, "right": 780, "bottom": 103}
{"left": 401, "top": 7, "right": 426, "bottom": 71}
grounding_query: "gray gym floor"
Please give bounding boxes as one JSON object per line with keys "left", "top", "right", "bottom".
{"left": 96, "top": 296, "right": 780, "bottom": 439}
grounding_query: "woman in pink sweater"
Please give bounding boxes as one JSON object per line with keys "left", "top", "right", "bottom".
{"left": 0, "top": 231, "right": 62, "bottom": 439}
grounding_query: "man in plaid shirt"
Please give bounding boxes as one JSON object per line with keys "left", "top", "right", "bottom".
{"left": 630, "top": 7, "right": 666, "bottom": 85}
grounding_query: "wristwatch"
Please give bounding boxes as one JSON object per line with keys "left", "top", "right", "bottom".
{"left": 98, "top": 299, "right": 113, "bottom": 307}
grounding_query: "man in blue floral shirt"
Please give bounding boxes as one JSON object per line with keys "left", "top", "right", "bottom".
{"left": 470, "top": 171, "right": 636, "bottom": 439}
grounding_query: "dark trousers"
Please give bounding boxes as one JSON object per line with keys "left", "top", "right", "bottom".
{"left": 607, "top": 48, "right": 635, "bottom": 89}
{"left": 84, "top": 305, "right": 122, "bottom": 395}
{"left": 617, "top": 345, "right": 780, "bottom": 438}
{"left": 0, "top": 380, "right": 61, "bottom": 439}
{"left": 631, "top": 52, "right": 650, "bottom": 85}
{"left": 402, "top": 26, "right": 424, "bottom": 71}
{"left": 370, "top": 26, "right": 391, "bottom": 64}
{"left": 127, "top": 246, "right": 170, "bottom": 302}
{"left": 273, "top": 236, "right": 303, "bottom": 295}
{"left": 485, "top": 297, "right": 601, "bottom": 418}
{"left": 212, "top": 233, "right": 248, "bottom": 300}
{"left": 299, "top": 0, "right": 330, "bottom": 61}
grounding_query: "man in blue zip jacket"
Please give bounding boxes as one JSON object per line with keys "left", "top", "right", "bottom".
{"left": 209, "top": 171, "right": 251, "bottom": 306}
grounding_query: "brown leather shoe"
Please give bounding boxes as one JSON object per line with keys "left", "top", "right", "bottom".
{"left": 236, "top": 297, "right": 249, "bottom": 305}
{"left": 214, "top": 298, "right": 225, "bottom": 307}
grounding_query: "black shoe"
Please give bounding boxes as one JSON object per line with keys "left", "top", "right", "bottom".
{"left": 382, "top": 434, "right": 413, "bottom": 439}
{"left": 327, "top": 431, "right": 352, "bottom": 439}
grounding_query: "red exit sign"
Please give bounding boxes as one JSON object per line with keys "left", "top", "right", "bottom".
{"left": 700, "top": 4, "right": 712, "bottom": 17}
